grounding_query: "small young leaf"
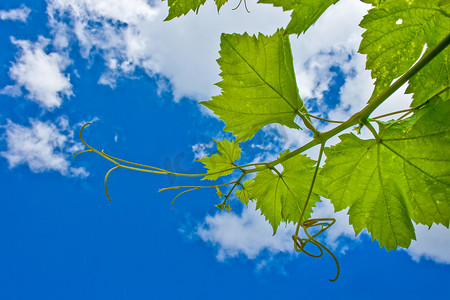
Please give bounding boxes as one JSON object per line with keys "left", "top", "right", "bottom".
{"left": 201, "top": 29, "right": 307, "bottom": 142}
{"left": 216, "top": 187, "right": 224, "bottom": 198}
{"left": 320, "top": 97, "right": 450, "bottom": 251}
{"left": 197, "top": 139, "right": 241, "bottom": 180}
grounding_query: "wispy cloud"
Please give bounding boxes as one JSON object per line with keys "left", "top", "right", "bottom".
{"left": 1, "top": 36, "right": 72, "bottom": 109}
{"left": 0, "top": 5, "right": 31, "bottom": 22}
{"left": 0, "top": 117, "right": 88, "bottom": 177}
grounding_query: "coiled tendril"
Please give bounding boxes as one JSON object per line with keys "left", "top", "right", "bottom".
{"left": 291, "top": 143, "right": 340, "bottom": 281}
{"left": 292, "top": 218, "right": 339, "bottom": 281}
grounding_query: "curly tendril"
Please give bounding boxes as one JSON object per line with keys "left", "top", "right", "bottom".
{"left": 292, "top": 218, "right": 339, "bottom": 281}
{"left": 291, "top": 143, "right": 340, "bottom": 281}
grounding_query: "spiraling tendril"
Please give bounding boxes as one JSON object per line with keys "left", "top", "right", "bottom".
{"left": 291, "top": 143, "right": 340, "bottom": 281}
{"left": 292, "top": 218, "right": 339, "bottom": 281}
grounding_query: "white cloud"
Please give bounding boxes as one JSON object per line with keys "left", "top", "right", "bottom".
{"left": 197, "top": 201, "right": 296, "bottom": 261}
{"left": 46, "top": 0, "right": 290, "bottom": 101}
{"left": 0, "top": 117, "right": 88, "bottom": 177}
{"left": 44, "top": 0, "right": 412, "bottom": 111}
{"left": 1, "top": 36, "right": 72, "bottom": 109}
{"left": 289, "top": 0, "right": 371, "bottom": 106}
{"left": 0, "top": 5, "right": 31, "bottom": 22}
{"left": 404, "top": 224, "right": 450, "bottom": 264}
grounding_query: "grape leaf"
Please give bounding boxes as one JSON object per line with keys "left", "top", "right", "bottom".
{"left": 249, "top": 151, "right": 320, "bottom": 234}
{"left": 258, "top": 0, "right": 339, "bottom": 35}
{"left": 359, "top": 0, "right": 449, "bottom": 100}
{"left": 235, "top": 179, "right": 254, "bottom": 206}
{"left": 201, "top": 29, "right": 307, "bottom": 142}
{"left": 197, "top": 139, "right": 241, "bottom": 180}
{"left": 164, "top": 0, "right": 228, "bottom": 20}
{"left": 320, "top": 97, "right": 450, "bottom": 250}
{"left": 164, "top": 0, "right": 206, "bottom": 21}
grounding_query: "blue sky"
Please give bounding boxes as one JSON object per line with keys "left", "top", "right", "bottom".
{"left": 0, "top": 0, "right": 449, "bottom": 299}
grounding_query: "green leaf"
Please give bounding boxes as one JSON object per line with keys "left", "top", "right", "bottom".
{"left": 359, "top": 0, "right": 450, "bottom": 101}
{"left": 197, "top": 139, "right": 241, "bottom": 180}
{"left": 258, "top": 0, "right": 339, "bottom": 35}
{"left": 250, "top": 151, "right": 320, "bottom": 234}
{"left": 201, "top": 29, "right": 307, "bottom": 142}
{"left": 214, "top": 0, "right": 228, "bottom": 12}
{"left": 235, "top": 179, "right": 254, "bottom": 205}
{"left": 164, "top": 0, "right": 228, "bottom": 20}
{"left": 320, "top": 97, "right": 450, "bottom": 250}
{"left": 164, "top": 0, "right": 206, "bottom": 21}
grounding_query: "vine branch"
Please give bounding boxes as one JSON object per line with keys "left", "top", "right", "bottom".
{"left": 74, "top": 31, "right": 449, "bottom": 282}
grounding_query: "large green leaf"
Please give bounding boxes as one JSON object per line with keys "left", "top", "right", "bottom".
{"left": 201, "top": 29, "right": 306, "bottom": 142}
{"left": 248, "top": 151, "right": 320, "bottom": 234}
{"left": 197, "top": 139, "right": 241, "bottom": 180}
{"left": 258, "top": 0, "right": 339, "bottom": 35}
{"left": 359, "top": 0, "right": 450, "bottom": 100}
{"left": 320, "top": 97, "right": 450, "bottom": 250}
{"left": 164, "top": 0, "right": 228, "bottom": 20}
